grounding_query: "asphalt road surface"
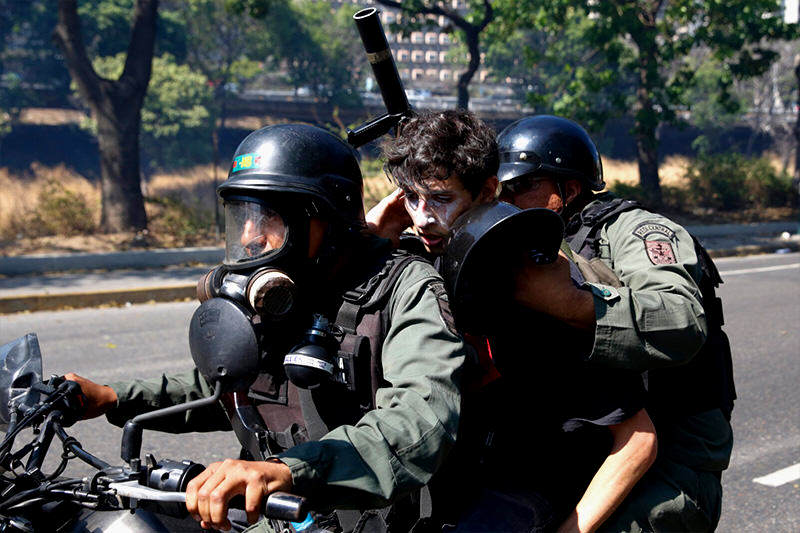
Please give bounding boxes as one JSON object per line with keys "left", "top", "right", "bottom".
{"left": 1, "top": 252, "right": 798, "bottom": 531}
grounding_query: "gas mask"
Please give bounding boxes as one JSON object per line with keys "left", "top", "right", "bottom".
{"left": 188, "top": 196, "right": 349, "bottom": 393}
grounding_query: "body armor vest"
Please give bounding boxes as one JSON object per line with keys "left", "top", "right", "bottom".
{"left": 247, "top": 249, "right": 429, "bottom": 532}
{"left": 566, "top": 195, "right": 736, "bottom": 420}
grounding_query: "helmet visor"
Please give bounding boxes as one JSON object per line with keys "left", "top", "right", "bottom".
{"left": 224, "top": 200, "right": 288, "bottom": 265}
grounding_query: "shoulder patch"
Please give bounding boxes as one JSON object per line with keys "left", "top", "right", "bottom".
{"left": 632, "top": 221, "right": 676, "bottom": 241}
{"left": 645, "top": 240, "right": 677, "bottom": 265}
{"left": 427, "top": 280, "right": 460, "bottom": 336}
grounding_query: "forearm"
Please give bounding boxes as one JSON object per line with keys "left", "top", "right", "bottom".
{"left": 514, "top": 254, "right": 597, "bottom": 331}
{"left": 558, "top": 409, "right": 657, "bottom": 533}
{"left": 106, "top": 368, "right": 231, "bottom": 433}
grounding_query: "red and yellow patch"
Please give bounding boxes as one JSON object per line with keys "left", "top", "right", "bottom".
{"left": 645, "top": 240, "right": 677, "bottom": 265}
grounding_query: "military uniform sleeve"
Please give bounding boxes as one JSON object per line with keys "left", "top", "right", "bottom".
{"left": 584, "top": 209, "right": 707, "bottom": 371}
{"left": 277, "top": 261, "right": 465, "bottom": 510}
{"left": 106, "top": 368, "right": 231, "bottom": 433}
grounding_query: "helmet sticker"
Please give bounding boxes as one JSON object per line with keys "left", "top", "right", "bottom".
{"left": 231, "top": 153, "right": 263, "bottom": 173}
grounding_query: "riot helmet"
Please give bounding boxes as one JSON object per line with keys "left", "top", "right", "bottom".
{"left": 441, "top": 201, "right": 564, "bottom": 334}
{"left": 190, "top": 124, "right": 365, "bottom": 393}
{"left": 497, "top": 115, "right": 604, "bottom": 191}
{"left": 218, "top": 123, "right": 365, "bottom": 272}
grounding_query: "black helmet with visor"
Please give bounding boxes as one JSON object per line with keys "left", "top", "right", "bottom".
{"left": 218, "top": 124, "right": 365, "bottom": 272}
{"left": 497, "top": 115, "right": 605, "bottom": 192}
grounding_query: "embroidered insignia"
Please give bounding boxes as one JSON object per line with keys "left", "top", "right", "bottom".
{"left": 645, "top": 240, "right": 677, "bottom": 265}
{"left": 633, "top": 221, "right": 676, "bottom": 241}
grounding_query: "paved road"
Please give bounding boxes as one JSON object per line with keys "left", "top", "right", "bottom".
{"left": 713, "top": 252, "right": 800, "bottom": 532}
{"left": 1, "top": 252, "right": 798, "bottom": 530}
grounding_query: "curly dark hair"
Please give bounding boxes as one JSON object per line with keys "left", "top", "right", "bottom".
{"left": 382, "top": 110, "right": 499, "bottom": 197}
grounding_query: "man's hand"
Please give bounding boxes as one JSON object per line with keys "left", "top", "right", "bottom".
{"left": 513, "top": 252, "right": 596, "bottom": 331}
{"left": 365, "top": 188, "right": 411, "bottom": 246}
{"left": 185, "top": 458, "right": 293, "bottom": 530}
{"left": 63, "top": 373, "right": 117, "bottom": 419}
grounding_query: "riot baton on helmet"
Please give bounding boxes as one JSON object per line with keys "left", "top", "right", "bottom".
{"left": 348, "top": 7, "right": 413, "bottom": 148}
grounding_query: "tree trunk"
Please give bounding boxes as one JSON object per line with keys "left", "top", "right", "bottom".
{"left": 54, "top": 0, "right": 157, "bottom": 233}
{"left": 94, "top": 91, "right": 147, "bottom": 231}
{"left": 633, "top": 19, "right": 662, "bottom": 206}
{"left": 456, "top": 29, "right": 481, "bottom": 110}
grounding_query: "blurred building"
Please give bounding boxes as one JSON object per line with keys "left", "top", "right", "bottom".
{"left": 329, "top": 0, "right": 491, "bottom": 93}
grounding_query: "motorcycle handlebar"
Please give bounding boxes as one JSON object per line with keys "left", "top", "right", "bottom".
{"left": 110, "top": 481, "right": 308, "bottom": 522}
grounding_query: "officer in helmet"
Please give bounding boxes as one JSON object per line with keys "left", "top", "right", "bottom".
{"left": 497, "top": 115, "right": 735, "bottom": 532}
{"left": 368, "top": 110, "right": 657, "bottom": 532}
{"left": 66, "top": 124, "right": 466, "bottom": 532}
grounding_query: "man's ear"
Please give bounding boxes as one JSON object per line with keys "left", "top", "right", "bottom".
{"left": 478, "top": 175, "right": 500, "bottom": 203}
{"left": 563, "top": 179, "right": 583, "bottom": 205}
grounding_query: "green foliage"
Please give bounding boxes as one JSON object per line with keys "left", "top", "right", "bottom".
{"left": 684, "top": 153, "right": 795, "bottom": 210}
{"left": 251, "top": 0, "right": 364, "bottom": 106}
{"left": 79, "top": 53, "right": 214, "bottom": 172}
{"left": 486, "top": 0, "right": 796, "bottom": 194}
{"left": 77, "top": 0, "right": 187, "bottom": 60}
{"left": 0, "top": 1, "right": 70, "bottom": 112}
{"left": 25, "top": 180, "right": 97, "bottom": 237}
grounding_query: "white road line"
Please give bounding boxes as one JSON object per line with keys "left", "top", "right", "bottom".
{"left": 753, "top": 463, "right": 800, "bottom": 487}
{"left": 719, "top": 263, "right": 800, "bottom": 276}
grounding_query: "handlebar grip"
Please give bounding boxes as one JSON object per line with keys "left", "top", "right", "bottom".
{"left": 229, "top": 491, "right": 308, "bottom": 522}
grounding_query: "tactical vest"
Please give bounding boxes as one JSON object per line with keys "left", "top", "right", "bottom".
{"left": 565, "top": 196, "right": 736, "bottom": 421}
{"left": 248, "top": 249, "right": 429, "bottom": 533}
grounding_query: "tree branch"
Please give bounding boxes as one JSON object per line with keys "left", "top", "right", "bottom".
{"left": 53, "top": 0, "right": 102, "bottom": 106}
{"left": 120, "top": 0, "right": 159, "bottom": 94}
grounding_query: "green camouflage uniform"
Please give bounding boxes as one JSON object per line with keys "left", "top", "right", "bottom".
{"left": 106, "top": 258, "right": 466, "bottom": 529}
{"left": 569, "top": 198, "right": 733, "bottom": 532}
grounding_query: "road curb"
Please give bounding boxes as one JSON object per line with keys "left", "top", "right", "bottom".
{"left": 0, "top": 284, "right": 196, "bottom": 314}
{"left": 0, "top": 247, "right": 223, "bottom": 276}
{"left": 706, "top": 241, "right": 800, "bottom": 259}
{"left": 2, "top": 242, "right": 797, "bottom": 314}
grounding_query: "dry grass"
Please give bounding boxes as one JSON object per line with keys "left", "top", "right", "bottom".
{"left": 602, "top": 155, "right": 691, "bottom": 188}
{"left": 145, "top": 164, "right": 220, "bottom": 212}
{"left": 0, "top": 164, "right": 100, "bottom": 239}
{"left": 18, "top": 108, "right": 86, "bottom": 126}
{"left": 2, "top": 151, "right": 795, "bottom": 255}
{"left": 602, "top": 152, "right": 794, "bottom": 188}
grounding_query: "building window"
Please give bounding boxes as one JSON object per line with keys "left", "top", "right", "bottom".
{"left": 400, "top": 69, "right": 410, "bottom": 80}
{"left": 412, "top": 51, "right": 424, "bottom": 63}
{"left": 439, "top": 70, "right": 451, "bottom": 81}
{"left": 439, "top": 33, "right": 451, "bottom": 45}
{"left": 412, "top": 68, "right": 425, "bottom": 80}
{"left": 425, "top": 32, "right": 437, "bottom": 44}
{"left": 383, "top": 12, "right": 395, "bottom": 23}
{"left": 439, "top": 51, "right": 448, "bottom": 63}
{"left": 425, "top": 51, "right": 438, "bottom": 63}
{"left": 411, "top": 32, "right": 423, "bottom": 43}
{"left": 397, "top": 50, "right": 409, "bottom": 62}
{"left": 426, "top": 69, "right": 438, "bottom": 79}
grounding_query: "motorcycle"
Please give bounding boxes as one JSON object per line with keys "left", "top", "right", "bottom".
{"left": 0, "top": 333, "right": 309, "bottom": 533}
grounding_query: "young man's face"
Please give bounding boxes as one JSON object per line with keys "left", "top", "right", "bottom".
{"left": 402, "top": 175, "right": 493, "bottom": 255}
